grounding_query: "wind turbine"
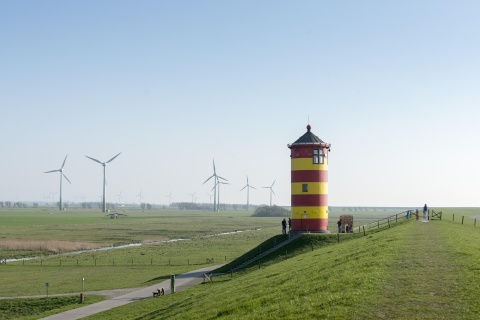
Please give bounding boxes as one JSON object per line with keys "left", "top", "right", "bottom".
{"left": 44, "top": 154, "right": 71, "bottom": 210}
{"left": 137, "top": 191, "right": 144, "bottom": 205}
{"left": 203, "top": 159, "right": 227, "bottom": 212}
{"left": 214, "top": 180, "right": 229, "bottom": 211}
{"left": 188, "top": 192, "right": 197, "bottom": 203}
{"left": 165, "top": 192, "right": 173, "bottom": 206}
{"left": 207, "top": 193, "right": 213, "bottom": 204}
{"left": 263, "top": 179, "right": 276, "bottom": 206}
{"left": 85, "top": 152, "right": 121, "bottom": 212}
{"left": 115, "top": 191, "right": 123, "bottom": 204}
{"left": 240, "top": 175, "right": 256, "bottom": 211}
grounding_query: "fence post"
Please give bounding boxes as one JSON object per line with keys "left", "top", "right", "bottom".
{"left": 475, "top": 218, "right": 477, "bottom": 227}
{"left": 337, "top": 232, "right": 339, "bottom": 243}
{"left": 363, "top": 226, "right": 366, "bottom": 236}
{"left": 388, "top": 219, "right": 390, "bottom": 228}
{"left": 462, "top": 216, "right": 464, "bottom": 225}
{"left": 453, "top": 214, "right": 455, "bottom": 221}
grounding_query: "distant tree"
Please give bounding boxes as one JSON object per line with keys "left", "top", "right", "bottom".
{"left": 0, "top": 202, "right": 3, "bottom": 207}
{"left": 82, "top": 202, "right": 87, "bottom": 209}
{"left": 141, "top": 203, "right": 146, "bottom": 210}
{"left": 5, "top": 201, "right": 11, "bottom": 208}
{"left": 146, "top": 203, "right": 152, "bottom": 210}
{"left": 252, "top": 205, "right": 290, "bottom": 217}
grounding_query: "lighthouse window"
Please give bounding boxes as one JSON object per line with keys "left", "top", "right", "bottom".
{"left": 313, "top": 149, "right": 324, "bottom": 164}
{"left": 302, "top": 184, "right": 308, "bottom": 192}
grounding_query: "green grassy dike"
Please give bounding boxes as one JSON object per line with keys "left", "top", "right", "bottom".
{"left": 84, "top": 219, "right": 480, "bottom": 320}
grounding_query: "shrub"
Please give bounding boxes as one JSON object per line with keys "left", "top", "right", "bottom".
{"left": 252, "top": 205, "right": 290, "bottom": 217}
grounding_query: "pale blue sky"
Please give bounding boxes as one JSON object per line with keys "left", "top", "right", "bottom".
{"left": 1, "top": 1, "right": 480, "bottom": 207}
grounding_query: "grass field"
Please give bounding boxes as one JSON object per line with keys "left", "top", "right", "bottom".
{"left": 81, "top": 208, "right": 480, "bottom": 320}
{"left": 2, "top": 207, "right": 478, "bottom": 319}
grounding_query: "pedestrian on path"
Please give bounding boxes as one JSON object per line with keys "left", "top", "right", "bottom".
{"left": 281, "top": 218, "right": 287, "bottom": 234}
{"left": 337, "top": 219, "right": 342, "bottom": 233}
{"left": 423, "top": 204, "right": 428, "bottom": 219}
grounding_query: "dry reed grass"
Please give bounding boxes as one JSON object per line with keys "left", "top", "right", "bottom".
{"left": 0, "top": 239, "right": 104, "bottom": 253}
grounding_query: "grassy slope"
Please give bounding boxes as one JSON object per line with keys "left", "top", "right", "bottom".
{"left": 86, "top": 218, "right": 480, "bottom": 320}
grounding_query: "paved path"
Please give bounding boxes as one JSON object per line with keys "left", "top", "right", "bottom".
{"left": 40, "top": 264, "right": 222, "bottom": 320}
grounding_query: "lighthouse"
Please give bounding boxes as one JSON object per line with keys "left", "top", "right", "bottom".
{"left": 288, "top": 125, "right": 331, "bottom": 232}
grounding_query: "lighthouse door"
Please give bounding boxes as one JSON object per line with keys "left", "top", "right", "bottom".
{"left": 301, "top": 211, "right": 309, "bottom": 231}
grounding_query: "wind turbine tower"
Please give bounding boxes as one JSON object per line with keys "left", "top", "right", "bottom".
{"left": 44, "top": 155, "right": 71, "bottom": 210}
{"left": 240, "top": 175, "right": 256, "bottom": 211}
{"left": 263, "top": 180, "right": 276, "bottom": 206}
{"left": 203, "top": 159, "right": 227, "bottom": 212}
{"left": 165, "top": 192, "right": 173, "bottom": 206}
{"left": 85, "top": 152, "right": 121, "bottom": 212}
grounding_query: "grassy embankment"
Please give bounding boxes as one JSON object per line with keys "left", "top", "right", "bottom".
{"left": 84, "top": 208, "right": 480, "bottom": 320}
{"left": 3, "top": 207, "right": 475, "bottom": 319}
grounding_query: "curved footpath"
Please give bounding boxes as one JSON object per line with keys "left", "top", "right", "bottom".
{"left": 40, "top": 264, "right": 223, "bottom": 320}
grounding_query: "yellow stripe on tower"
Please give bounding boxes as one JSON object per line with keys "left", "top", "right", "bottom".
{"left": 291, "top": 182, "right": 328, "bottom": 195}
{"left": 291, "top": 206, "right": 329, "bottom": 219}
{"left": 291, "top": 158, "right": 328, "bottom": 171}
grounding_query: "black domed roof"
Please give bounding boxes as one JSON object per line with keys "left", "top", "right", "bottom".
{"left": 290, "top": 125, "right": 324, "bottom": 146}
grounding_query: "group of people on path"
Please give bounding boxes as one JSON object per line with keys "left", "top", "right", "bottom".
{"left": 281, "top": 218, "right": 291, "bottom": 234}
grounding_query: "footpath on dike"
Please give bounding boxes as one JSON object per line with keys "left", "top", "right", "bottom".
{"left": 40, "top": 264, "right": 223, "bottom": 320}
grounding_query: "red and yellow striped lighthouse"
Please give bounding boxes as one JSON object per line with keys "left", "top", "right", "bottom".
{"left": 288, "top": 125, "right": 331, "bottom": 232}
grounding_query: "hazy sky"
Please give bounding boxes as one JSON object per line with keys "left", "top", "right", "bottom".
{"left": 1, "top": 1, "right": 480, "bottom": 207}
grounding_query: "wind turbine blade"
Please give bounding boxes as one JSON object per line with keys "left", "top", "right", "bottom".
{"left": 246, "top": 175, "right": 249, "bottom": 184}
{"left": 213, "top": 159, "right": 216, "bottom": 174}
{"left": 250, "top": 186, "right": 257, "bottom": 189}
{"left": 271, "top": 180, "right": 276, "bottom": 187}
{"left": 217, "top": 175, "right": 228, "bottom": 181}
{"left": 44, "top": 170, "right": 60, "bottom": 173}
{"left": 107, "top": 152, "right": 122, "bottom": 163}
{"left": 272, "top": 189, "right": 276, "bottom": 195}
{"left": 203, "top": 175, "right": 214, "bottom": 184}
{"left": 63, "top": 173, "right": 72, "bottom": 184}
{"left": 240, "top": 185, "right": 247, "bottom": 191}
{"left": 85, "top": 155, "right": 102, "bottom": 164}
{"left": 61, "top": 154, "right": 68, "bottom": 169}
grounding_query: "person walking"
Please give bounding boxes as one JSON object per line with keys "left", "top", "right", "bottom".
{"left": 288, "top": 218, "right": 292, "bottom": 232}
{"left": 337, "top": 219, "right": 342, "bottom": 233}
{"left": 423, "top": 204, "right": 428, "bottom": 219}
